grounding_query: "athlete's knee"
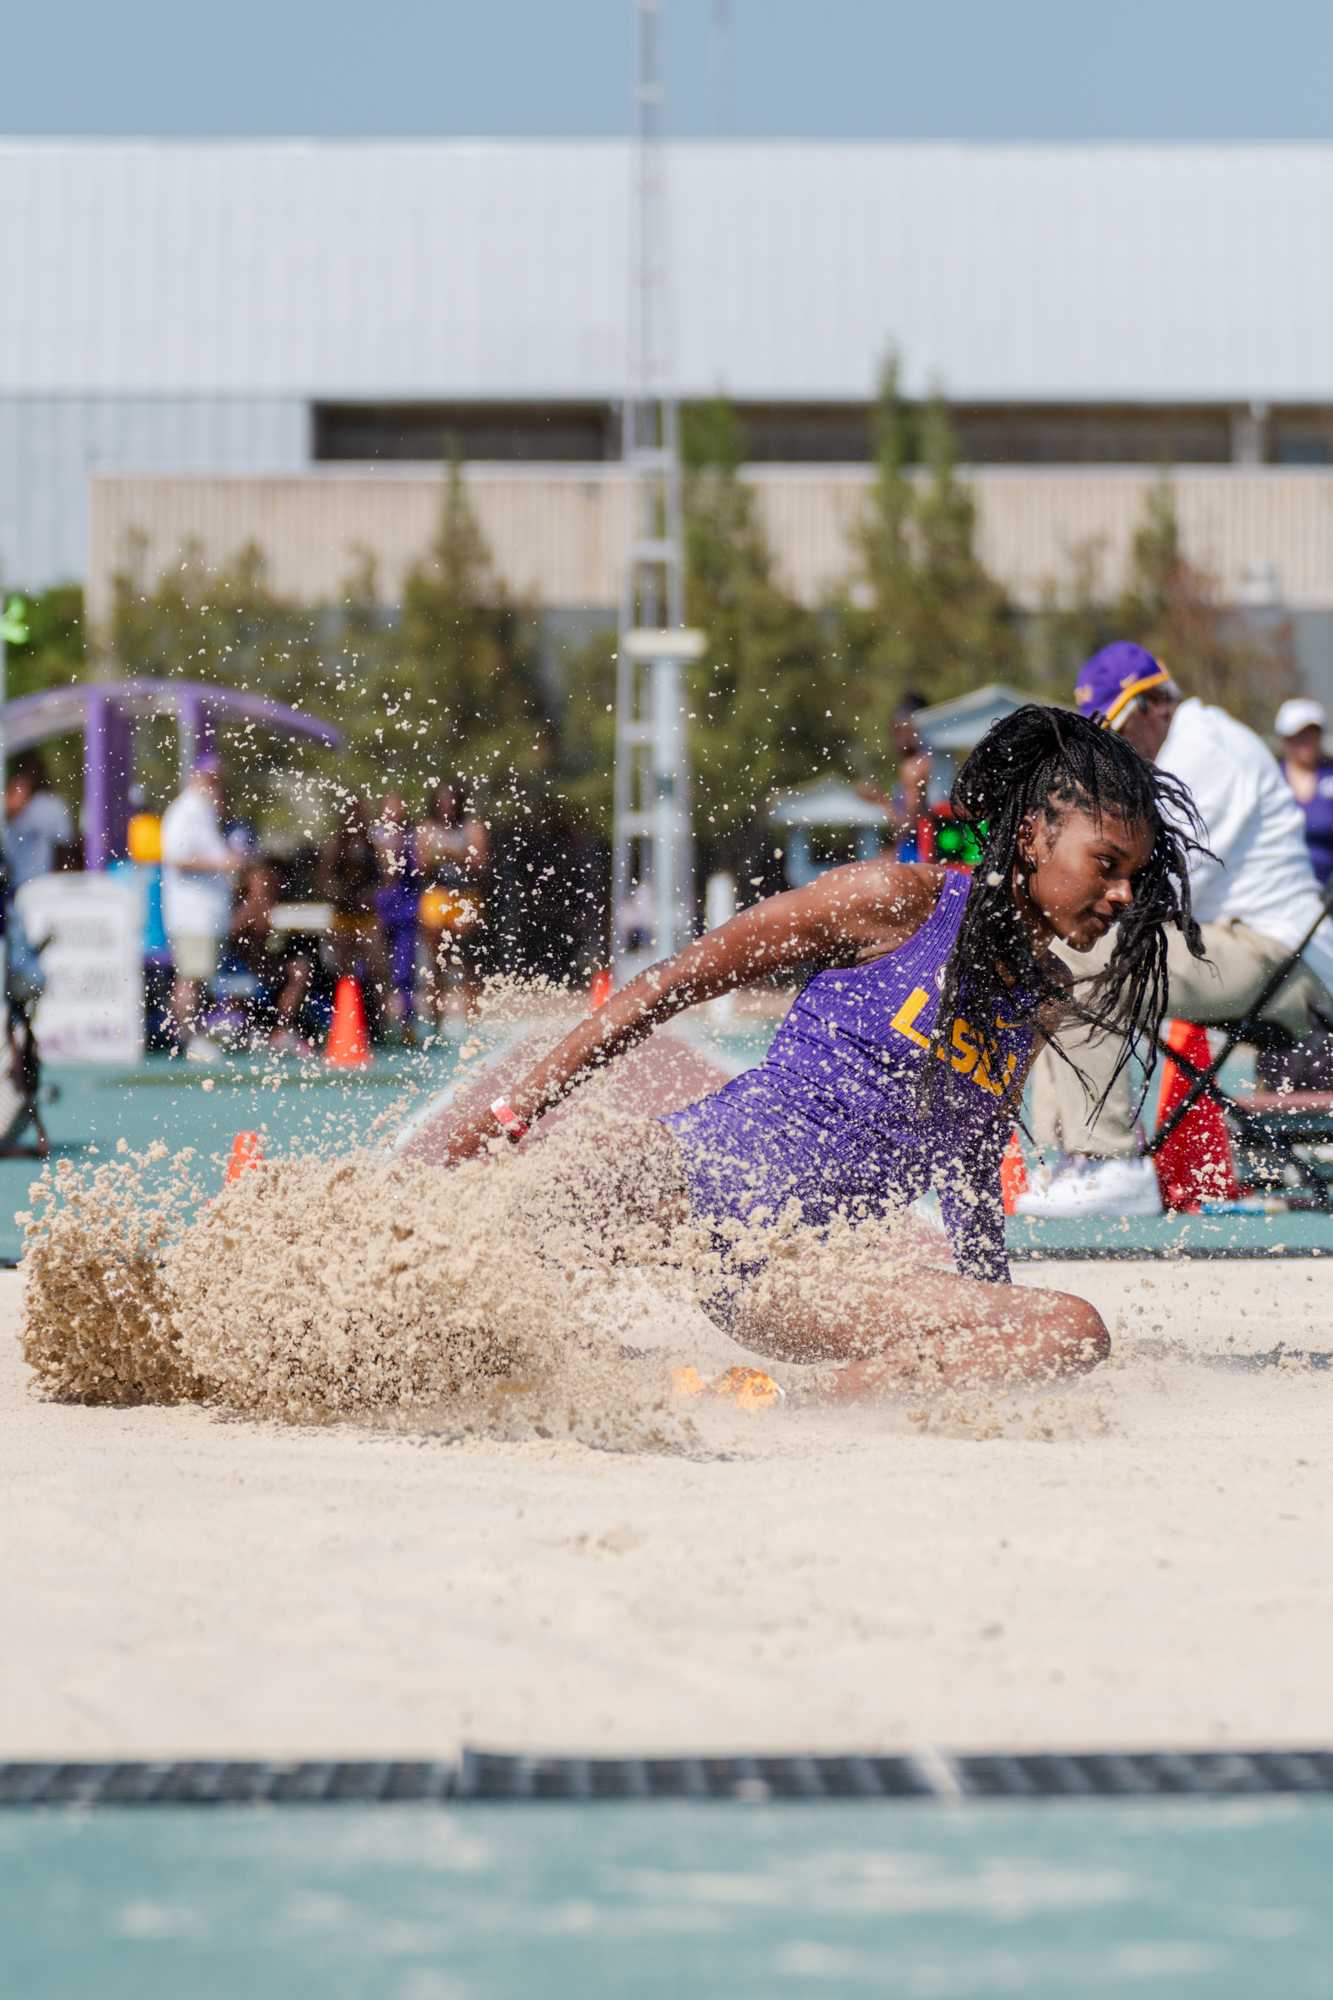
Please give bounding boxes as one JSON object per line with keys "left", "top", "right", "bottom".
{"left": 1056, "top": 1294, "right": 1110, "bottom": 1372}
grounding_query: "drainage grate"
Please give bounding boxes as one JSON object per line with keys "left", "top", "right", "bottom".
{"left": 950, "top": 1750, "right": 1333, "bottom": 1799}
{"left": 2, "top": 1748, "right": 1332, "bottom": 1807}
{"left": 0, "top": 1760, "right": 456, "bottom": 1808}
{"left": 454, "top": 1751, "right": 937, "bottom": 1802}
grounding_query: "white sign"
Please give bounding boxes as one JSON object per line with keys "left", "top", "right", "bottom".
{"left": 15, "top": 873, "right": 144, "bottom": 1065}
{"left": 623, "top": 627, "right": 707, "bottom": 662}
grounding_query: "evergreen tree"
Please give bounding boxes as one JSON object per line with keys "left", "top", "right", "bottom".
{"left": 680, "top": 399, "right": 830, "bottom": 870}
{"left": 1, "top": 584, "right": 88, "bottom": 803}
{"left": 1114, "top": 478, "right": 1296, "bottom": 726}
{"left": 5, "top": 583, "right": 84, "bottom": 700}
{"left": 108, "top": 533, "right": 329, "bottom": 815}
{"left": 110, "top": 534, "right": 322, "bottom": 707}
{"left": 397, "top": 461, "right": 552, "bottom": 816}
{"left": 555, "top": 625, "right": 617, "bottom": 832}
{"left": 835, "top": 357, "right": 1020, "bottom": 775}
{"left": 1031, "top": 478, "right": 1296, "bottom": 726}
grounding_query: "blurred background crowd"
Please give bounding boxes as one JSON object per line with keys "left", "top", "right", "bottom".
{"left": 6, "top": 670, "right": 1329, "bottom": 1062}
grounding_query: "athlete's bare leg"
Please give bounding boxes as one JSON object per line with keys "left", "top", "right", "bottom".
{"left": 730, "top": 1254, "right": 1109, "bottom": 1392}
{"left": 523, "top": 1122, "right": 1108, "bottom": 1394}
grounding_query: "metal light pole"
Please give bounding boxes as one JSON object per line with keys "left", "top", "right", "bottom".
{"left": 610, "top": 0, "right": 702, "bottom": 982}
{"left": 0, "top": 594, "right": 29, "bottom": 994}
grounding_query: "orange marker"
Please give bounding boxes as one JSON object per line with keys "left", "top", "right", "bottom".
{"left": 224, "top": 1130, "right": 264, "bottom": 1185}
{"left": 326, "top": 976, "right": 372, "bottom": 1069}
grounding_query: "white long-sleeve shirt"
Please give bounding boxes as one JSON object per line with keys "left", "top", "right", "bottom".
{"left": 1157, "top": 697, "right": 1333, "bottom": 994}
{"left": 160, "top": 785, "right": 233, "bottom": 939}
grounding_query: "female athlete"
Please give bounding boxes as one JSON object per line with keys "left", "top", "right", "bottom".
{"left": 439, "top": 707, "right": 1204, "bottom": 1391}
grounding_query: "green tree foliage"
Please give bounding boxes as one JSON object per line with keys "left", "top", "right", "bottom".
{"left": 1115, "top": 478, "right": 1296, "bottom": 724}
{"left": 111, "top": 533, "right": 323, "bottom": 710}
{"left": 108, "top": 533, "right": 328, "bottom": 817}
{"left": 555, "top": 625, "right": 617, "bottom": 832}
{"left": 396, "top": 461, "right": 553, "bottom": 813}
{"left": 1032, "top": 477, "right": 1296, "bottom": 727}
{"left": 680, "top": 400, "right": 830, "bottom": 866}
{"left": 2, "top": 584, "right": 88, "bottom": 802}
{"left": 559, "top": 401, "right": 834, "bottom": 855}
{"left": 105, "top": 472, "right": 556, "bottom": 823}
{"left": 4, "top": 583, "right": 85, "bottom": 699}
{"left": 94, "top": 418, "right": 1300, "bottom": 870}
{"left": 832, "top": 357, "right": 1023, "bottom": 770}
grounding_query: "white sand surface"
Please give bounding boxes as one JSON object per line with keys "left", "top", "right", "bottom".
{"left": 4, "top": 1259, "right": 1333, "bottom": 1762}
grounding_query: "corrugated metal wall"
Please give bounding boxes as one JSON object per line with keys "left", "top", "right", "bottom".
{"left": 0, "top": 397, "right": 308, "bottom": 586}
{"left": 8, "top": 141, "right": 1333, "bottom": 403}
{"left": 87, "top": 465, "right": 1333, "bottom": 628}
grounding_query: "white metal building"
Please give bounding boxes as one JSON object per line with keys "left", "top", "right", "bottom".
{"left": 7, "top": 138, "right": 1333, "bottom": 628}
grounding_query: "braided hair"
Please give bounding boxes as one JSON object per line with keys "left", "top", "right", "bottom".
{"left": 923, "top": 703, "right": 1207, "bottom": 1120}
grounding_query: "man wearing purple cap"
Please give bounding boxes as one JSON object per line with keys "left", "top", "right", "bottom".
{"left": 160, "top": 757, "right": 241, "bottom": 1059}
{"left": 1019, "top": 644, "right": 1333, "bottom": 1216}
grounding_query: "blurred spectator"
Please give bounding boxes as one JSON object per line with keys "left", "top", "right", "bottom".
{"left": 2, "top": 751, "right": 75, "bottom": 1002}
{"left": 413, "top": 783, "right": 489, "bottom": 1020}
{"left": 227, "top": 858, "right": 318, "bottom": 1051}
{"left": 855, "top": 692, "right": 936, "bottom": 861}
{"left": 371, "top": 789, "right": 421, "bottom": 1033}
{"left": 1021, "top": 646, "right": 1333, "bottom": 1215}
{"left": 317, "top": 796, "right": 396, "bottom": 1031}
{"left": 5, "top": 751, "right": 74, "bottom": 886}
{"left": 160, "top": 756, "right": 240, "bottom": 1059}
{"left": 1275, "top": 697, "right": 1333, "bottom": 886}
{"left": 108, "top": 805, "right": 174, "bottom": 1051}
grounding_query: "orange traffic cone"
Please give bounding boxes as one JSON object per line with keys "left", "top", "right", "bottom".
{"left": 1000, "top": 1130, "right": 1028, "bottom": 1215}
{"left": 1154, "top": 1020, "right": 1240, "bottom": 1211}
{"left": 224, "top": 1130, "right": 264, "bottom": 1185}
{"left": 670, "top": 1363, "right": 785, "bottom": 1410}
{"left": 326, "top": 976, "right": 372, "bottom": 1069}
{"left": 588, "top": 967, "right": 613, "bottom": 1011}
{"left": 712, "top": 1365, "right": 785, "bottom": 1411}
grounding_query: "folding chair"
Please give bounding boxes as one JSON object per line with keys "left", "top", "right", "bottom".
{"left": 1146, "top": 876, "right": 1333, "bottom": 1210}
{"left": 0, "top": 990, "right": 50, "bottom": 1160}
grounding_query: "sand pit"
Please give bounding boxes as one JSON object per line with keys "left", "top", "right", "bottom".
{"left": 5, "top": 1253, "right": 1333, "bottom": 1763}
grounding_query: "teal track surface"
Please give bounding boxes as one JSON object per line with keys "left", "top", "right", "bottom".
{"left": 0, "top": 1049, "right": 465, "bottom": 1264}
{"left": 4, "top": 1037, "right": 1330, "bottom": 1266}
{"left": 1011, "top": 1209, "right": 1333, "bottom": 1259}
{"left": 7, "top": 1800, "right": 1333, "bottom": 1998}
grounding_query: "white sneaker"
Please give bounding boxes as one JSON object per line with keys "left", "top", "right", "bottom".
{"left": 185, "top": 1035, "right": 223, "bottom": 1064}
{"left": 1014, "top": 1152, "right": 1162, "bottom": 1219}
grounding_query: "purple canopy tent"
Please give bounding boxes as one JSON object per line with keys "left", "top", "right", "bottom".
{"left": 5, "top": 679, "right": 343, "bottom": 868}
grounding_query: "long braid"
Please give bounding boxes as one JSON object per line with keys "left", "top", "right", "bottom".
{"left": 920, "top": 704, "right": 1206, "bottom": 1121}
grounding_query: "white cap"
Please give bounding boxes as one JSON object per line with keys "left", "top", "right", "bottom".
{"left": 1274, "top": 697, "right": 1327, "bottom": 739}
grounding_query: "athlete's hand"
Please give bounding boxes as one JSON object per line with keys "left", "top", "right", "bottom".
{"left": 439, "top": 1112, "right": 499, "bottom": 1167}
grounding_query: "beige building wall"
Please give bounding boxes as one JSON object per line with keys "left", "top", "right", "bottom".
{"left": 88, "top": 465, "right": 1333, "bottom": 631}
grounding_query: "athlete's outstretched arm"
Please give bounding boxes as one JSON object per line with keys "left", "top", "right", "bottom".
{"left": 437, "top": 858, "right": 943, "bottom": 1164}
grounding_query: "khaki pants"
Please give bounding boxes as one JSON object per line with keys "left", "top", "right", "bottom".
{"left": 1029, "top": 920, "right": 1327, "bottom": 1159}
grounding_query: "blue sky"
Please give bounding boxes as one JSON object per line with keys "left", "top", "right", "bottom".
{"left": 14, "top": 0, "right": 1333, "bottom": 140}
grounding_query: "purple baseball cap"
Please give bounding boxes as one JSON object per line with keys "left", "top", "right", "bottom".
{"left": 1073, "top": 643, "right": 1173, "bottom": 732}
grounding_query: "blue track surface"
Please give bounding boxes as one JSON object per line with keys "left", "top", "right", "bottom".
{"left": 5, "top": 1037, "right": 1330, "bottom": 1266}
{"left": 7, "top": 1799, "right": 1333, "bottom": 1998}
{"left": 0, "top": 1048, "right": 464, "bottom": 1264}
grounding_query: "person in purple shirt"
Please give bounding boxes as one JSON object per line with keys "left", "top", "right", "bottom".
{"left": 436, "top": 708, "right": 1204, "bottom": 1397}
{"left": 1275, "top": 698, "right": 1333, "bottom": 887}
